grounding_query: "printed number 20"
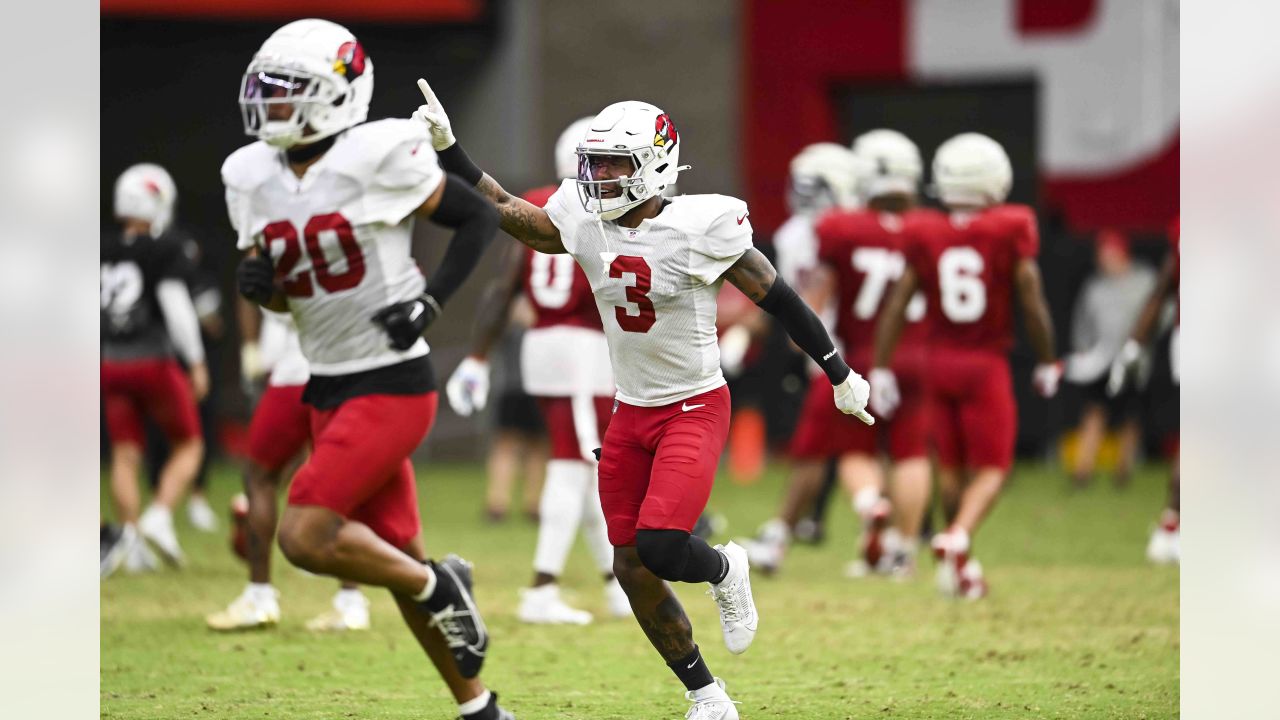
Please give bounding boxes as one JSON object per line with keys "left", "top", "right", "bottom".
{"left": 262, "top": 212, "right": 365, "bottom": 298}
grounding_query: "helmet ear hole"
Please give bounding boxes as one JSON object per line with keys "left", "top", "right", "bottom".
{"left": 654, "top": 163, "right": 669, "bottom": 174}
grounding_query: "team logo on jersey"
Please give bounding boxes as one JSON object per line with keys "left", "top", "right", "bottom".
{"left": 653, "top": 113, "right": 678, "bottom": 149}
{"left": 333, "top": 41, "right": 367, "bottom": 80}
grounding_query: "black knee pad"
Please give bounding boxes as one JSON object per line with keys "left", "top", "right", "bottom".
{"left": 634, "top": 529, "right": 692, "bottom": 581}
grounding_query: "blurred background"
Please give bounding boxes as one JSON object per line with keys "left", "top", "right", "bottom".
{"left": 100, "top": 0, "right": 1179, "bottom": 472}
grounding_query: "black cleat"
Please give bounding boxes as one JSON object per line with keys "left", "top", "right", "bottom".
{"left": 457, "top": 690, "right": 515, "bottom": 720}
{"left": 421, "top": 554, "right": 488, "bottom": 678}
{"left": 100, "top": 523, "right": 127, "bottom": 579}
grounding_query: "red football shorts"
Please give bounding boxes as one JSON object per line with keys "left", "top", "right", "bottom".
{"left": 101, "top": 358, "right": 201, "bottom": 446}
{"left": 929, "top": 349, "right": 1016, "bottom": 471}
{"left": 287, "top": 392, "right": 437, "bottom": 549}
{"left": 536, "top": 395, "right": 613, "bottom": 461}
{"left": 597, "top": 386, "right": 731, "bottom": 546}
{"left": 246, "top": 384, "right": 310, "bottom": 473}
{"left": 788, "top": 347, "right": 930, "bottom": 462}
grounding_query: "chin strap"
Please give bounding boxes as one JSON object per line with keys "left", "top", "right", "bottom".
{"left": 285, "top": 134, "right": 337, "bottom": 164}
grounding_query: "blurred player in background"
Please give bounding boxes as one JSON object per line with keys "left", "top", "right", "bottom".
{"left": 1109, "top": 217, "right": 1180, "bottom": 564}
{"left": 875, "top": 133, "right": 1061, "bottom": 600}
{"left": 226, "top": 20, "right": 510, "bottom": 719}
{"left": 446, "top": 116, "right": 629, "bottom": 625}
{"left": 417, "top": 80, "right": 873, "bottom": 719}
{"left": 810, "top": 130, "right": 937, "bottom": 578}
{"left": 739, "top": 141, "right": 866, "bottom": 572}
{"left": 206, "top": 305, "right": 372, "bottom": 632}
{"left": 1064, "top": 229, "right": 1156, "bottom": 488}
{"left": 101, "top": 163, "right": 208, "bottom": 572}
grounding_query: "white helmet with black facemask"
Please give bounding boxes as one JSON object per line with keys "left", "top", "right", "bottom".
{"left": 575, "top": 101, "right": 688, "bottom": 221}
{"left": 239, "top": 19, "right": 373, "bottom": 149}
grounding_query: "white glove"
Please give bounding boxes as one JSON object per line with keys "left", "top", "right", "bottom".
{"left": 414, "top": 78, "right": 457, "bottom": 151}
{"left": 867, "top": 367, "right": 900, "bottom": 419}
{"left": 718, "top": 324, "right": 751, "bottom": 378}
{"left": 1106, "top": 339, "right": 1146, "bottom": 397}
{"left": 833, "top": 371, "right": 875, "bottom": 426}
{"left": 240, "top": 341, "right": 266, "bottom": 384}
{"left": 1032, "top": 361, "right": 1064, "bottom": 398}
{"left": 445, "top": 356, "right": 490, "bottom": 417}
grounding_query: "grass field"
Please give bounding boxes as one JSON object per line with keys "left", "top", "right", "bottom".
{"left": 101, "top": 461, "right": 1178, "bottom": 719}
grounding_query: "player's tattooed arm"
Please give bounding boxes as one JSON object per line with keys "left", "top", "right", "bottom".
{"left": 721, "top": 248, "right": 776, "bottom": 301}
{"left": 467, "top": 243, "right": 525, "bottom": 359}
{"left": 873, "top": 266, "right": 917, "bottom": 368}
{"left": 474, "top": 174, "right": 567, "bottom": 255}
{"left": 1013, "top": 258, "right": 1057, "bottom": 364}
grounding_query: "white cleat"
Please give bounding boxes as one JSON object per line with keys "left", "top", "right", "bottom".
{"left": 739, "top": 537, "right": 784, "bottom": 575}
{"left": 517, "top": 584, "right": 593, "bottom": 625}
{"left": 307, "top": 590, "right": 371, "bottom": 631}
{"left": 121, "top": 526, "right": 159, "bottom": 574}
{"left": 138, "top": 505, "right": 185, "bottom": 567}
{"left": 708, "top": 542, "right": 758, "bottom": 654}
{"left": 684, "top": 678, "right": 740, "bottom": 720}
{"left": 604, "top": 577, "right": 632, "bottom": 618}
{"left": 206, "top": 585, "right": 281, "bottom": 631}
{"left": 1146, "top": 526, "right": 1180, "bottom": 565}
{"left": 186, "top": 494, "right": 219, "bottom": 533}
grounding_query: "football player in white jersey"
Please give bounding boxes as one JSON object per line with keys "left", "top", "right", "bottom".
{"left": 224, "top": 20, "right": 511, "bottom": 720}
{"left": 414, "top": 81, "right": 874, "bottom": 719}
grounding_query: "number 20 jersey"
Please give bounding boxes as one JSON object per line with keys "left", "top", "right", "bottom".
{"left": 543, "top": 179, "right": 753, "bottom": 407}
{"left": 902, "top": 204, "right": 1039, "bottom": 355}
{"left": 221, "top": 119, "right": 443, "bottom": 376}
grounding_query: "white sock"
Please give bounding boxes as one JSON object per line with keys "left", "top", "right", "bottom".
{"left": 581, "top": 466, "right": 615, "bottom": 574}
{"left": 412, "top": 566, "right": 438, "bottom": 603}
{"left": 532, "top": 460, "right": 590, "bottom": 576}
{"left": 691, "top": 680, "right": 728, "bottom": 702}
{"left": 457, "top": 689, "right": 492, "bottom": 716}
{"left": 248, "top": 582, "right": 275, "bottom": 599}
{"left": 853, "top": 488, "right": 881, "bottom": 519}
{"left": 335, "top": 588, "right": 364, "bottom": 605}
{"left": 948, "top": 527, "right": 971, "bottom": 554}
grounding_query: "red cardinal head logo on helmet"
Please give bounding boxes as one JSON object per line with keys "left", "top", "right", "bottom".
{"left": 653, "top": 113, "right": 678, "bottom": 149}
{"left": 333, "top": 41, "right": 367, "bottom": 80}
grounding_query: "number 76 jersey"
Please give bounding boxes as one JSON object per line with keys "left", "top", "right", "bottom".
{"left": 543, "top": 179, "right": 754, "bottom": 407}
{"left": 221, "top": 119, "right": 443, "bottom": 376}
{"left": 903, "top": 204, "right": 1040, "bottom": 354}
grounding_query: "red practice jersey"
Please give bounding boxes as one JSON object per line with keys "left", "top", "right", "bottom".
{"left": 903, "top": 204, "right": 1039, "bottom": 354}
{"left": 1169, "top": 216, "right": 1180, "bottom": 325}
{"left": 519, "top": 185, "right": 603, "bottom": 331}
{"left": 815, "top": 208, "right": 936, "bottom": 356}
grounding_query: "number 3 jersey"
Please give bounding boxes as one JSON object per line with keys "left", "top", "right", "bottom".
{"left": 221, "top": 119, "right": 443, "bottom": 377}
{"left": 543, "top": 179, "right": 753, "bottom": 407}
{"left": 902, "top": 204, "right": 1039, "bottom": 355}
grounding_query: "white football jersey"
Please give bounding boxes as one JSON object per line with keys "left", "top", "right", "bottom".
{"left": 222, "top": 119, "right": 443, "bottom": 377}
{"left": 544, "top": 180, "right": 753, "bottom": 407}
{"left": 259, "top": 310, "right": 309, "bottom": 387}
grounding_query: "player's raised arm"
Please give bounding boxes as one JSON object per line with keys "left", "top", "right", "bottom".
{"left": 723, "top": 247, "right": 874, "bottom": 425}
{"left": 413, "top": 78, "right": 565, "bottom": 254}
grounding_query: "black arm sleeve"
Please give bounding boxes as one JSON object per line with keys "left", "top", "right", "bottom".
{"left": 436, "top": 143, "right": 484, "bottom": 187}
{"left": 756, "top": 277, "right": 851, "bottom": 385}
{"left": 424, "top": 173, "right": 500, "bottom": 306}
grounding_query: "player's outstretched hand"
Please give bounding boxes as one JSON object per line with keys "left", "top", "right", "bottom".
{"left": 867, "top": 367, "right": 900, "bottom": 419}
{"left": 370, "top": 293, "right": 440, "bottom": 351}
{"left": 1106, "top": 338, "right": 1145, "bottom": 397}
{"left": 445, "top": 356, "right": 490, "bottom": 417}
{"left": 236, "top": 255, "right": 276, "bottom": 305}
{"left": 833, "top": 371, "right": 875, "bottom": 426}
{"left": 1032, "top": 360, "right": 1064, "bottom": 398}
{"left": 414, "top": 78, "right": 457, "bottom": 151}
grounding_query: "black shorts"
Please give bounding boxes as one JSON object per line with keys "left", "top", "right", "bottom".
{"left": 494, "top": 390, "right": 545, "bottom": 435}
{"left": 1080, "top": 377, "right": 1141, "bottom": 423}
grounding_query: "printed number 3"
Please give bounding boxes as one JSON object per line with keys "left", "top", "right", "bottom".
{"left": 609, "top": 255, "right": 656, "bottom": 333}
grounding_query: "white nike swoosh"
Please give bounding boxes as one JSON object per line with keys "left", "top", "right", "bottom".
{"left": 686, "top": 658, "right": 700, "bottom": 668}
{"left": 408, "top": 303, "right": 424, "bottom": 322}
{"left": 681, "top": 403, "right": 705, "bottom": 412}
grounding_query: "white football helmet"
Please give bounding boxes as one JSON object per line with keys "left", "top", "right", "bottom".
{"left": 239, "top": 19, "right": 373, "bottom": 148}
{"left": 933, "top": 133, "right": 1013, "bottom": 208}
{"left": 554, "top": 117, "right": 595, "bottom": 180}
{"left": 576, "top": 101, "right": 688, "bottom": 221}
{"left": 852, "top": 129, "right": 922, "bottom": 199}
{"left": 114, "top": 163, "right": 177, "bottom": 236}
{"left": 788, "top": 142, "right": 867, "bottom": 214}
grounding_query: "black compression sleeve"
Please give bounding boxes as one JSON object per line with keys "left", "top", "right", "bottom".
{"left": 756, "top": 277, "right": 851, "bottom": 384}
{"left": 424, "top": 173, "right": 500, "bottom": 305}
{"left": 436, "top": 143, "right": 484, "bottom": 187}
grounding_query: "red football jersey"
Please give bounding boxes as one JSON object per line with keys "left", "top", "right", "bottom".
{"left": 903, "top": 204, "right": 1039, "bottom": 354}
{"left": 1169, "top": 216, "right": 1180, "bottom": 325}
{"left": 815, "top": 208, "right": 936, "bottom": 355}
{"left": 519, "top": 184, "right": 602, "bottom": 331}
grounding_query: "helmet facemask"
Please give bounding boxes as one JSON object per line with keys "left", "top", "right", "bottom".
{"left": 240, "top": 66, "right": 348, "bottom": 148}
{"left": 787, "top": 174, "right": 837, "bottom": 216}
{"left": 576, "top": 147, "right": 658, "bottom": 221}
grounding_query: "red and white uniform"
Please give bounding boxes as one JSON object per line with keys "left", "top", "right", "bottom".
{"left": 544, "top": 180, "right": 752, "bottom": 545}
{"left": 246, "top": 311, "right": 311, "bottom": 472}
{"left": 788, "top": 208, "right": 934, "bottom": 460}
{"left": 222, "top": 119, "right": 443, "bottom": 548}
{"left": 516, "top": 185, "right": 614, "bottom": 461}
{"left": 903, "top": 204, "right": 1039, "bottom": 471}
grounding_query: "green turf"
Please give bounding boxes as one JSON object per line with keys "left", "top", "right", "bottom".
{"left": 101, "top": 462, "right": 1178, "bottom": 719}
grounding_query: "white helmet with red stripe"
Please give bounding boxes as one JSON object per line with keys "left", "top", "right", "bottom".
{"left": 576, "top": 101, "right": 688, "bottom": 221}
{"left": 114, "top": 163, "right": 177, "bottom": 236}
{"left": 239, "top": 19, "right": 373, "bottom": 149}
{"left": 933, "top": 133, "right": 1013, "bottom": 207}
